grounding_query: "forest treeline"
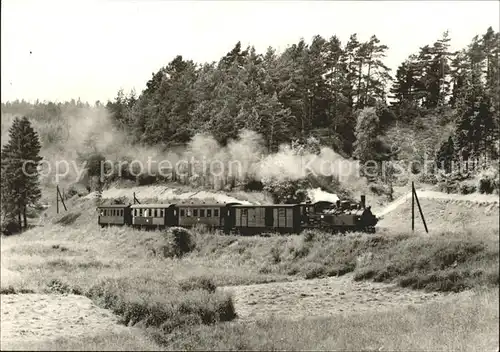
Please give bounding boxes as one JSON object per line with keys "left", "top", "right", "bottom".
{"left": 2, "top": 27, "right": 499, "bottom": 173}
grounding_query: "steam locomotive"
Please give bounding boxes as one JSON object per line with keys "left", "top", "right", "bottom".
{"left": 97, "top": 195, "right": 378, "bottom": 234}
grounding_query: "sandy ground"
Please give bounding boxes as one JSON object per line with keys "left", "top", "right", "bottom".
{"left": 0, "top": 277, "right": 455, "bottom": 348}
{"left": 220, "top": 274, "right": 454, "bottom": 322}
{"left": 0, "top": 294, "right": 131, "bottom": 350}
{"left": 375, "top": 189, "right": 499, "bottom": 218}
{"left": 0, "top": 241, "right": 137, "bottom": 350}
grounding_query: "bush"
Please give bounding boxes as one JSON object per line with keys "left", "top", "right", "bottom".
{"left": 262, "top": 177, "right": 311, "bottom": 204}
{"left": 437, "top": 180, "right": 458, "bottom": 194}
{"left": 162, "top": 227, "right": 196, "bottom": 258}
{"left": 418, "top": 173, "right": 438, "bottom": 185}
{"left": 369, "top": 182, "right": 388, "bottom": 196}
{"left": 86, "top": 278, "right": 236, "bottom": 332}
{"left": 459, "top": 182, "right": 476, "bottom": 195}
{"left": 1, "top": 219, "right": 21, "bottom": 236}
{"left": 243, "top": 179, "right": 264, "bottom": 192}
{"left": 66, "top": 182, "right": 89, "bottom": 198}
{"left": 478, "top": 178, "right": 494, "bottom": 194}
{"left": 136, "top": 173, "right": 157, "bottom": 186}
{"left": 178, "top": 276, "right": 216, "bottom": 293}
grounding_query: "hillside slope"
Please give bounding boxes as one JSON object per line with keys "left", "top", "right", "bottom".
{"left": 377, "top": 190, "right": 499, "bottom": 234}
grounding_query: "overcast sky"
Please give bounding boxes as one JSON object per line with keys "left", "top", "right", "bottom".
{"left": 1, "top": 0, "right": 499, "bottom": 104}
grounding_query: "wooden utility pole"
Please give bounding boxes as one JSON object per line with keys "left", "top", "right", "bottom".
{"left": 412, "top": 182, "right": 415, "bottom": 231}
{"left": 411, "top": 182, "right": 428, "bottom": 233}
{"left": 133, "top": 192, "right": 140, "bottom": 204}
{"left": 56, "top": 185, "right": 67, "bottom": 213}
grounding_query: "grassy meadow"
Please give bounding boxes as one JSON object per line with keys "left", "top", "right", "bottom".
{"left": 1, "top": 213, "right": 498, "bottom": 350}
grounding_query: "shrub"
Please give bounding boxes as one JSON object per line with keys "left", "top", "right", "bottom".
{"left": 1, "top": 219, "right": 21, "bottom": 236}
{"left": 437, "top": 180, "right": 458, "bottom": 194}
{"left": 418, "top": 173, "right": 438, "bottom": 185}
{"left": 66, "top": 183, "right": 89, "bottom": 198}
{"left": 459, "top": 182, "right": 476, "bottom": 195}
{"left": 178, "top": 276, "right": 216, "bottom": 293}
{"left": 369, "top": 182, "right": 388, "bottom": 196}
{"left": 162, "top": 227, "right": 196, "bottom": 258}
{"left": 478, "top": 178, "right": 494, "bottom": 194}
{"left": 243, "top": 179, "right": 264, "bottom": 192}
{"left": 86, "top": 278, "right": 236, "bottom": 333}
{"left": 136, "top": 173, "right": 157, "bottom": 186}
{"left": 46, "top": 278, "right": 82, "bottom": 294}
{"left": 303, "top": 262, "right": 326, "bottom": 279}
{"left": 476, "top": 166, "right": 499, "bottom": 194}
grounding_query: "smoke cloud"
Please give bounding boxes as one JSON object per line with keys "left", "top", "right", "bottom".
{"left": 1, "top": 106, "right": 367, "bottom": 196}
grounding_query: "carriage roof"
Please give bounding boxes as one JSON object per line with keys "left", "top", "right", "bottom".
{"left": 130, "top": 203, "right": 176, "bottom": 209}
{"left": 97, "top": 204, "right": 131, "bottom": 209}
{"left": 176, "top": 201, "right": 240, "bottom": 207}
{"left": 231, "top": 204, "right": 300, "bottom": 208}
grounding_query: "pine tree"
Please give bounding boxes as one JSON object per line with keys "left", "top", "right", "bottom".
{"left": 436, "top": 136, "right": 455, "bottom": 173}
{"left": 353, "top": 107, "right": 380, "bottom": 179}
{"left": 1, "top": 117, "right": 42, "bottom": 231}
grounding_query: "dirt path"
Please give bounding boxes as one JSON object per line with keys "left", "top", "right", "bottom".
{"left": 0, "top": 293, "right": 132, "bottom": 350}
{"left": 375, "top": 189, "right": 499, "bottom": 218}
{"left": 220, "top": 274, "right": 453, "bottom": 321}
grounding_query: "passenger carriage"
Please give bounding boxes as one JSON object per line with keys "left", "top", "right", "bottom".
{"left": 176, "top": 202, "right": 240, "bottom": 233}
{"left": 98, "top": 204, "right": 132, "bottom": 228}
{"left": 130, "top": 204, "right": 177, "bottom": 229}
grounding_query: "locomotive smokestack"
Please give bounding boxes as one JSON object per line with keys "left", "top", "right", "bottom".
{"left": 360, "top": 195, "right": 366, "bottom": 209}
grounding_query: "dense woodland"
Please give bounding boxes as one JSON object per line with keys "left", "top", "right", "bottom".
{"left": 1, "top": 28, "right": 499, "bottom": 193}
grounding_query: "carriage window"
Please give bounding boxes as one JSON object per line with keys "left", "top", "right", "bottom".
{"left": 180, "top": 209, "right": 185, "bottom": 217}
{"left": 214, "top": 209, "right": 219, "bottom": 217}
{"left": 200, "top": 209, "right": 205, "bottom": 217}
{"left": 193, "top": 209, "right": 198, "bottom": 217}
{"left": 186, "top": 209, "right": 191, "bottom": 217}
{"left": 207, "top": 209, "right": 212, "bottom": 217}
{"left": 241, "top": 209, "right": 248, "bottom": 216}
{"left": 278, "top": 208, "right": 286, "bottom": 216}
{"left": 154, "top": 209, "right": 158, "bottom": 217}
{"left": 160, "top": 209, "right": 164, "bottom": 217}
{"left": 139, "top": 209, "right": 143, "bottom": 216}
